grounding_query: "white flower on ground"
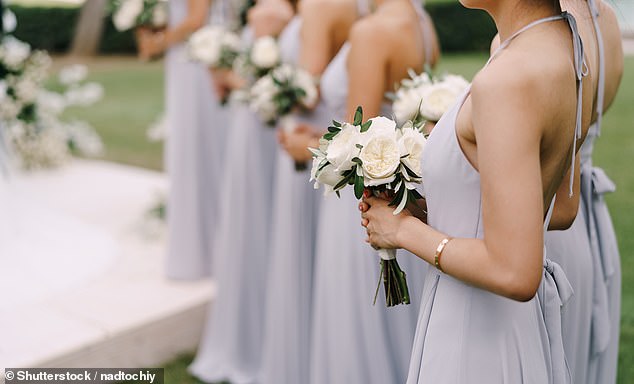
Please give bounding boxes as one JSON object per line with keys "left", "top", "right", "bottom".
{"left": 250, "top": 36, "right": 280, "bottom": 69}
{"left": 398, "top": 124, "right": 426, "bottom": 177}
{"left": 326, "top": 122, "right": 365, "bottom": 172}
{"left": 37, "top": 90, "right": 67, "bottom": 115}
{"left": 0, "top": 36, "right": 31, "bottom": 70}
{"left": 65, "top": 83, "right": 104, "bottom": 106}
{"left": 14, "top": 78, "right": 38, "bottom": 103}
{"left": 58, "top": 64, "right": 88, "bottom": 85}
{"left": 113, "top": 0, "right": 144, "bottom": 31}
{"left": 359, "top": 132, "right": 401, "bottom": 186}
{"left": 3, "top": 9, "right": 17, "bottom": 33}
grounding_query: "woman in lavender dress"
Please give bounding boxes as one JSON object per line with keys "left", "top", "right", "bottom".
{"left": 188, "top": 1, "right": 295, "bottom": 382}
{"left": 139, "top": 0, "right": 226, "bottom": 279}
{"left": 284, "top": 0, "right": 438, "bottom": 382}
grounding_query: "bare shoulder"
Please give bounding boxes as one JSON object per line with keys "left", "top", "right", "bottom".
{"left": 349, "top": 12, "right": 394, "bottom": 51}
{"left": 299, "top": 0, "right": 355, "bottom": 23}
{"left": 472, "top": 44, "right": 573, "bottom": 125}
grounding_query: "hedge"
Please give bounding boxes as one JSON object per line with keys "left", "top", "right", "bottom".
{"left": 7, "top": 3, "right": 496, "bottom": 54}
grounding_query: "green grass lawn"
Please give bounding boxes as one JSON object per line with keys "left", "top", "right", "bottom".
{"left": 59, "top": 53, "right": 633, "bottom": 383}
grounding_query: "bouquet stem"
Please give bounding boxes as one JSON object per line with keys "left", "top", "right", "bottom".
{"left": 374, "top": 248, "right": 410, "bottom": 307}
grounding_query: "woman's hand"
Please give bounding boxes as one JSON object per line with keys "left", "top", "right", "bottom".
{"left": 278, "top": 124, "right": 318, "bottom": 162}
{"left": 360, "top": 192, "right": 413, "bottom": 249}
{"left": 137, "top": 30, "right": 167, "bottom": 60}
{"left": 209, "top": 68, "right": 247, "bottom": 100}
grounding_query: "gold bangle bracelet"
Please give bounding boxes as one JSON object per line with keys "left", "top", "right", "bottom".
{"left": 434, "top": 237, "right": 452, "bottom": 272}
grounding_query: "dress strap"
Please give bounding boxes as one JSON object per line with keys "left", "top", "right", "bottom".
{"left": 562, "top": 11, "right": 588, "bottom": 197}
{"left": 588, "top": 0, "right": 606, "bottom": 135}
{"left": 409, "top": 0, "right": 433, "bottom": 66}
{"left": 486, "top": 14, "right": 565, "bottom": 67}
{"left": 544, "top": 195, "right": 557, "bottom": 233}
{"left": 356, "top": 0, "right": 371, "bottom": 17}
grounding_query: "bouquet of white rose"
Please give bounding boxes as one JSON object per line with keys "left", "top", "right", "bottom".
{"left": 249, "top": 63, "right": 318, "bottom": 126}
{"left": 234, "top": 35, "right": 281, "bottom": 79}
{"left": 310, "top": 107, "right": 427, "bottom": 306}
{"left": 110, "top": 0, "right": 168, "bottom": 32}
{"left": 188, "top": 26, "right": 242, "bottom": 69}
{"left": 0, "top": 35, "right": 104, "bottom": 169}
{"left": 389, "top": 69, "right": 469, "bottom": 125}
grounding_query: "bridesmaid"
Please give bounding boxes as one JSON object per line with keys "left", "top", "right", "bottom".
{"left": 283, "top": 0, "right": 439, "bottom": 382}
{"left": 258, "top": 0, "right": 353, "bottom": 382}
{"left": 188, "top": 1, "right": 294, "bottom": 382}
{"left": 545, "top": 1, "right": 623, "bottom": 383}
{"left": 360, "top": 0, "right": 601, "bottom": 382}
{"left": 138, "top": 0, "right": 225, "bottom": 280}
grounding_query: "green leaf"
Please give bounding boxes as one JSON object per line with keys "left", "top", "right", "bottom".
{"left": 327, "top": 126, "right": 341, "bottom": 133}
{"left": 354, "top": 175, "right": 365, "bottom": 199}
{"left": 323, "top": 132, "right": 337, "bottom": 141}
{"left": 360, "top": 120, "right": 372, "bottom": 133}
{"left": 351, "top": 157, "right": 363, "bottom": 166}
{"left": 332, "top": 120, "right": 342, "bottom": 127}
{"left": 353, "top": 106, "right": 363, "bottom": 126}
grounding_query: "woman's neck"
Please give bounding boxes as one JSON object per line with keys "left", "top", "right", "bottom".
{"left": 487, "top": 1, "right": 560, "bottom": 42}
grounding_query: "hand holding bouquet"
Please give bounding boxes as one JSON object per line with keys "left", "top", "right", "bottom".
{"left": 248, "top": 63, "right": 318, "bottom": 126}
{"left": 310, "top": 107, "right": 427, "bottom": 306}
{"left": 234, "top": 36, "right": 281, "bottom": 79}
{"left": 188, "top": 26, "right": 242, "bottom": 70}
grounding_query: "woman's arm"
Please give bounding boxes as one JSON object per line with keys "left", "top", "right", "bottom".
{"left": 247, "top": 0, "right": 294, "bottom": 38}
{"left": 363, "top": 59, "right": 560, "bottom": 302}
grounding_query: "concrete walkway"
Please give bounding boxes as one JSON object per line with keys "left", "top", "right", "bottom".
{"left": 0, "top": 161, "right": 213, "bottom": 379}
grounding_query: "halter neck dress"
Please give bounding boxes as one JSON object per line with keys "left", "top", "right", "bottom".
{"left": 407, "top": 13, "right": 586, "bottom": 383}
{"left": 258, "top": 15, "right": 332, "bottom": 384}
{"left": 309, "top": 2, "right": 435, "bottom": 383}
{"left": 164, "top": 0, "right": 226, "bottom": 279}
{"left": 188, "top": 23, "right": 278, "bottom": 384}
{"left": 546, "top": 1, "right": 621, "bottom": 383}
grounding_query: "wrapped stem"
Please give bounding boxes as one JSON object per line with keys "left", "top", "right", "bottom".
{"left": 373, "top": 248, "right": 410, "bottom": 307}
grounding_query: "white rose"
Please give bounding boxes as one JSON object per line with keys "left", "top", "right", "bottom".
{"left": 188, "top": 26, "right": 223, "bottom": 66}
{"left": 37, "top": 90, "right": 67, "bottom": 115}
{"left": 0, "top": 80, "right": 7, "bottom": 102}
{"left": 326, "top": 122, "right": 364, "bottom": 172}
{"left": 3, "top": 9, "right": 17, "bottom": 33}
{"left": 367, "top": 116, "right": 397, "bottom": 135}
{"left": 441, "top": 74, "right": 470, "bottom": 93}
{"left": 113, "top": 0, "right": 144, "bottom": 31}
{"left": 398, "top": 126, "right": 426, "bottom": 176}
{"left": 250, "top": 36, "right": 280, "bottom": 69}
{"left": 0, "top": 36, "right": 31, "bottom": 69}
{"left": 152, "top": 2, "right": 168, "bottom": 27}
{"left": 294, "top": 69, "right": 318, "bottom": 108}
{"left": 419, "top": 83, "right": 461, "bottom": 122}
{"left": 359, "top": 132, "right": 401, "bottom": 186}
{"left": 58, "top": 64, "right": 88, "bottom": 85}
{"left": 221, "top": 32, "right": 242, "bottom": 51}
{"left": 14, "top": 78, "right": 38, "bottom": 103}
{"left": 393, "top": 88, "right": 423, "bottom": 125}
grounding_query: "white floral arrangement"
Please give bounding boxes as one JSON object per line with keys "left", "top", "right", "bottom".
{"left": 188, "top": 25, "right": 242, "bottom": 69}
{"left": 310, "top": 107, "right": 427, "bottom": 307}
{"left": 248, "top": 63, "right": 318, "bottom": 126}
{"left": 0, "top": 34, "right": 104, "bottom": 170}
{"left": 109, "top": 0, "right": 168, "bottom": 32}
{"left": 234, "top": 35, "right": 281, "bottom": 79}
{"left": 390, "top": 69, "right": 469, "bottom": 125}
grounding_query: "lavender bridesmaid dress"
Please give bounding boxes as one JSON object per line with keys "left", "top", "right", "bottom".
{"left": 407, "top": 14, "right": 584, "bottom": 383}
{"left": 188, "top": 24, "right": 278, "bottom": 384}
{"left": 164, "top": 0, "right": 227, "bottom": 279}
